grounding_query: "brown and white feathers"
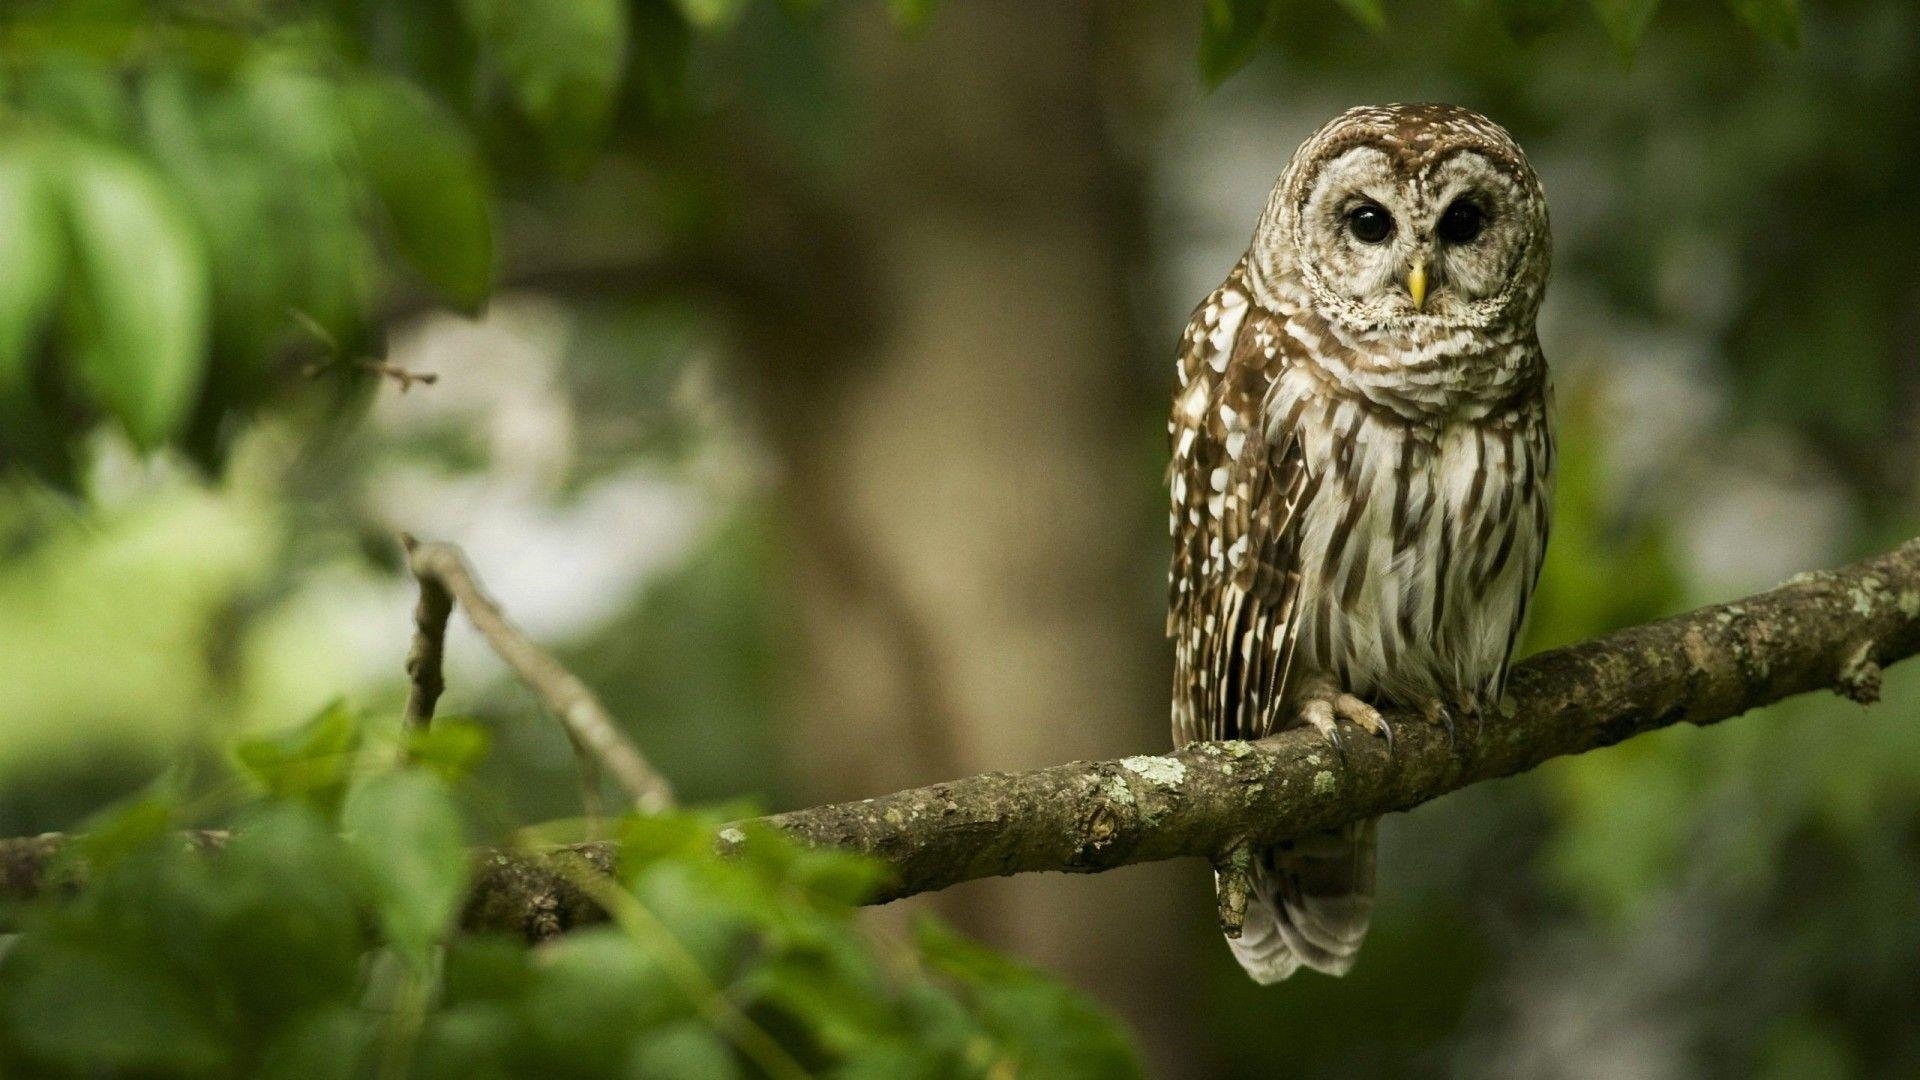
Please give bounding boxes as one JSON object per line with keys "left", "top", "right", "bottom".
{"left": 1167, "top": 103, "right": 1554, "bottom": 983}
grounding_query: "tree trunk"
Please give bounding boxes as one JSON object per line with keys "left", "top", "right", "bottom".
{"left": 743, "top": 2, "right": 1209, "bottom": 1072}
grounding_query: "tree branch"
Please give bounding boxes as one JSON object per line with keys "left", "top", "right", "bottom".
{"left": 466, "top": 535, "right": 1920, "bottom": 936}
{"left": 732, "top": 537, "right": 1920, "bottom": 904}
{"left": 4, "top": 539, "right": 1918, "bottom": 940}
{"left": 402, "top": 545, "right": 454, "bottom": 733}
{"left": 399, "top": 534, "right": 675, "bottom": 814}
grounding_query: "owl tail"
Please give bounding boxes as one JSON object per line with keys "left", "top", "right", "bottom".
{"left": 1224, "top": 817, "right": 1378, "bottom": 983}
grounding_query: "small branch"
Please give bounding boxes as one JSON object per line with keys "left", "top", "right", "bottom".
{"left": 402, "top": 556, "right": 454, "bottom": 733}
{"left": 300, "top": 357, "right": 439, "bottom": 390}
{"left": 563, "top": 725, "right": 610, "bottom": 839}
{"left": 362, "top": 361, "right": 438, "bottom": 392}
{"left": 462, "top": 842, "right": 619, "bottom": 941}
{"left": 0, "top": 830, "right": 229, "bottom": 906}
{"left": 1211, "top": 843, "right": 1253, "bottom": 939}
{"left": 1837, "top": 639, "right": 1883, "bottom": 704}
{"left": 399, "top": 535, "right": 675, "bottom": 814}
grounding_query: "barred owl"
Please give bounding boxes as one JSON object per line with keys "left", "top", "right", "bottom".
{"left": 1168, "top": 103, "right": 1553, "bottom": 983}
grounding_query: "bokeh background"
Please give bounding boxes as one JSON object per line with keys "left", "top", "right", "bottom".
{"left": 3, "top": 1, "right": 1919, "bottom": 1076}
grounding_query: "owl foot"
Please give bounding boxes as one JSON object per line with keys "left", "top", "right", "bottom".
{"left": 1420, "top": 699, "right": 1456, "bottom": 749}
{"left": 1299, "top": 692, "right": 1393, "bottom": 758}
{"left": 1419, "top": 699, "right": 1486, "bottom": 752}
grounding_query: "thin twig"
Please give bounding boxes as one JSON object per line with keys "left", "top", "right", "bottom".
{"left": 398, "top": 534, "right": 675, "bottom": 813}
{"left": 363, "top": 361, "right": 439, "bottom": 392}
{"left": 302, "top": 357, "right": 440, "bottom": 391}
{"left": 563, "top": 725, "right": 609, "bottom": 840}
{"left": 402, "top": 559, "right": 454, "bottom": 733}
{"left": 292, "top": 307, "right": 439, "bottom": 392}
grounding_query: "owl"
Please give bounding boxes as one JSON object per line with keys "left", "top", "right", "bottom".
{"left": 1168, "top": 103, "right": 1553, "bottom": 983}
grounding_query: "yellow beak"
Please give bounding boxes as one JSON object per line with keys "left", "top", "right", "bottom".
{"left": 1407, "top": 260, "right": 1429, "bottom": 311}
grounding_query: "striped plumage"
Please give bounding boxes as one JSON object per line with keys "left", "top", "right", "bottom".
{"left": 1168, "top": 104, "right": 1553, "bottom": 983}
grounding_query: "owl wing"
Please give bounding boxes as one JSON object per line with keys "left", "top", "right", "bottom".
{"left": 1169, "top": 270, "right": 1311, "bottom": 746}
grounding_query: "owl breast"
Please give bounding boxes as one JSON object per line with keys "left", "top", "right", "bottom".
{"left": 1168, "top": 270, "right": 1553, "bottom": 743}
{"left": 1267, "top": 362, "right": 1552, "bottom": 709}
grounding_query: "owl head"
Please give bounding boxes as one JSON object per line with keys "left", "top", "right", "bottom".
{"left": 1252, "top": 104, "right": 1550, "bottom": 336}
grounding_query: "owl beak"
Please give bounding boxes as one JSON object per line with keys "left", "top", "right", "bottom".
{"left": 1406, "top": 260, "right": 1430, "bottom": 310}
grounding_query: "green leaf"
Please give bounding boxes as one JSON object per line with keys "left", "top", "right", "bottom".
{"left": 916, "top": 920, "right": 1144, "bottom": 1080}
{"left": 1722, "top": 0, "right": 1799, "bottom": 46}
{"left": 787, "top": 847, "right": 891, "bottom": 908}
{"left": 1588, "top": 0, "right": 1662, "bottom": 58}
{"left": 233, "top": 700, "right": 364, "bottom": 819}
{"left": 0, "top": 141, "right": 65, "bottom": 405}
{"left": 142, "top": 59, "right": 380, "bottom": 381}
{"left": 404, "top": 717, "right": 494, "bottom": 783}
{"left": 619, "top": 810, "right": 731, "bottom": 875}
{"left": 523, "top": 929, "right": 690, "bottom": 1049}
{"left": 463, "top": 0, "right": 630, "bottom": 156}
{"left": 254, "top": 1006, "right": 377, "bottom": 1080}
{"left": 15, "top": 56, "right": 130, "bottom": 139}
{"left": 1199, "top": 0, "right": 1282, "bottom": 89}
{"left": 0, "top": 931, "right": 229, "bottom": 1076}
{"left": 625, "top": 1019, "right": 741, "bottom": 1079}
{"left": 206, "top": 805, "right": 372, "bottom": 1012}
{"left": 343, "top": 79, "right": 494, "bottom": 313}
{"left": 58, "top": 142, "right": 209, "bottom": 446}
{"left": 70, "top": 789, "right": 176, "bottom": 874}
{"left": 342, "top": 770, "right": 470, "bottom": 963}
{"left": 722, "top": 819, "right": 890, "bottom": 908}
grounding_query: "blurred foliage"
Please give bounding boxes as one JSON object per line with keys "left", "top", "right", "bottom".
{"left": 0, "top": 458, "right": 280, "bottom": 781}
{"left": 0, "top": 705, "right": 1143, "bottom": 1078}
{"left": 1519, "top": 377, "right": 1684, "bottom": 656}
{"left": 0, "top": 0, "right": 1807, "bottom": 480}
{"left": 0, "top": 0, "right": 658, "bottom": 480}
{"left": 1202, "top": 0, "right": 1805, "bottom": 85}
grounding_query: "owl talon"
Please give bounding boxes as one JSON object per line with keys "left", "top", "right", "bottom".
{"left": 1300, "top": 699, "right": 1345, "bottom": 758}
{"left": 1332, "top": 694, "right": 1392, "bottom": 755}
{"left": 1422, "top": 700, "right": 1456, "bottom": 751}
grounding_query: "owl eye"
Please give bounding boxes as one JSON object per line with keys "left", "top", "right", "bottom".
{"left": 1438, "top": 199, "right": 1486, "bottom": 244}
{"left": 1345, "top": 203, "right": 1394, "bottom": 245}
